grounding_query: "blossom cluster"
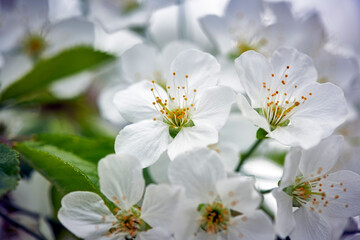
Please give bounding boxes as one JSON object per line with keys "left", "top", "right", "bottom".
{"left": 1, "top": 0, "right": 360, "bottom": 240}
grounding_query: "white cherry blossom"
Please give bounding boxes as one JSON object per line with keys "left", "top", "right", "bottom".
{"left": 58, "top": 153, "right": 181, "bottom": 239}
{"left": 272, "top": 135, "right": 360, "bottom": 240}
{"left": 114, "top": 49, "right": 234, "bottom": 167}
{"left": 168, "top": 148, "right": 275, "bottom": 240}
{"left": 236, "top": 47, "right": 348, "bottom": 149}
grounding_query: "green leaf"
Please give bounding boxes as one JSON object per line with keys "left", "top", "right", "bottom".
{"left": 0, "top": 144, "right": 21, "bottom": 196}
{"left": 14, "top": 134, "right": 117, "bottom": 211}
{"left": 0, "top": 46, "right": 116, "bottom": 102}
{"left": 15, "top": 141, "right": 100, "bottom": 194}
{"left": 36, "top": 133, "right": 114, "bottom": 164}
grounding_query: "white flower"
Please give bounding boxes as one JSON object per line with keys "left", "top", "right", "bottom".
{"left": 87, "top": 0, "right": 175, "bottom": 32}
{"left": 236, "top": 47, "right": 348, "bottom": 149}
{"left": 168, "top": 148, "right": 275, "bottom": 240}
{"left": 58, "top": 153, "right": 181, "bottom": 239}
{"left": 114, "top": 49, "right": 234, "bottom": 167}
{"left": 0, "top": 0, "right": 94, "bottom": 97}
{"left": 272, "top": 135, "right": 360, "bottom": 240}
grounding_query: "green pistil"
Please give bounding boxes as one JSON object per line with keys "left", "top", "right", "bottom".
{"left": 197, "top": 202, "right": 230, "bottom": 234}
{"left": 283, "top": 177, "right": 324, "bottom": 207}
{"left": 169, "top": 119, "right": 194, "bottom": 138}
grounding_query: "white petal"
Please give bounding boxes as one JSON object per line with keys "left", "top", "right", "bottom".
{"left": 268, "top": 117, "right": 324, "bottom": 149}
{"left": 168, "top": 148, "right": 226, "bottom": 202}
{"left": 168, "top": 49, "right": 220, "bottom": 96}
{"left": 97, "top": 84, "right": 129, "bottom": 127}
{"left": 225, "top": 0, "right": 264, "bottom": 30}
{"left": 58, "top": 192, "right": 115, "bottom": 239}
{"left": 235, "top": 50, "right": 273, "bottom": 108}
{"left": 280, "top": 148, "right": 301, "bottom": 189}
{"left": 320, "top": 170, "right": 360, "bottom": 218}
{"left": 290, "top": 207, "right": 332, "bottom": 240}
{"left": 137, "top": 227, "right": 172, "bottom": 240}
{"left": 192, "top": 86, "right": 235, "bottom": 130}
{"left": 236, "top": 94, "right": 271, "bottom": 132}
{"left": 121, "top": 44, "right": 161, "bottom": 83}
{"left": 167, "top": 123, "right": 218, "bottom": 161}
{"left": 161, "top": 40, "right": 199, "bottom": 70}
{"left": 228, "top": 210, "right": 275, "bottom": 240}
{"left": 45, "top": 18, "right": 94, "bottom": 56}
{"left": 141, "top": 184, "right": 182, "bottom": 231}
{"left": 94, "top": 28, "right": 143, "bottom": 56}
{"left": 148, "top": 152, "right": 171, "bottom": 184}
{"left": 113, "top": 80, "right": 166, "bottom": 123}
{"left": 216, "top": 176, "right": 261, "bottom": 214}
{"left": 48, "top": 0, "right": 82, "bottom": 23}
{"left": 270, "top": 48, "right": 318, "bottom": 90}
{"left": 290, "top": 82, "right": 348, "bottom": 146}
{"left": 272, "top": 188, "right": 296, "bottom": 238}
{"left": 199, "top": 15, "right": 233, "bottom": 55}
{"left": 219, "top": 113, "right": 258, "bottom": 153}
{"left": 299, "top": 135, "right": 343, "bottom": 177}
{"left": 115, "top": 119, "right": 171, "bottom": 167}
{"left": 98, "top": 154, "right": 144, "bottom": 209}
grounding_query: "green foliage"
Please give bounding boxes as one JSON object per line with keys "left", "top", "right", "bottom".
{"left": 0, "top": 144, "right": 21, "bottom": 196}
{"left": 14, "top": 134, "right": 115, "bottom": 210}
{"left": 36, "top": 133, "right": 114, "bottom": 164}
{"left": 0, "top": 46, "right": 116, "bottom": 102}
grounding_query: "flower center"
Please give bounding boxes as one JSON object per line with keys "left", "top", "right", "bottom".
{"left": 259, "top": 65, "right": 312, "bottom": 129}
{"left": 119, "top": 0, "right": 140, "bottom": 14}
{"left": 151, "top": 72, "right": 197, "bottom": 138}
{"left": 22, "top": 33, "right": 47, "bottom": 59}
{"left": 197, "top": 201, "right": 230, "bottom": 234}
{"left": 229, "top": 38, "right": 267, "bottom": 60}
{"left": 283, "top": 176, "right": 324, "bottom": 207}
{"left": 107, "top": 207, "right": 149, "bottom": 239}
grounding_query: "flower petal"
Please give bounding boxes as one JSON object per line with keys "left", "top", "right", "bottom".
{"left": 58, "top": 192, "right": 115, "bottom": 239}
{"left": 290, "top": 207, "right": 332, "bottom": 240}
{"left": 137, "top": 227, "right": 172, "bottom": 240}
{"left": 216, "top": 176, "right": 261, "bottom": 214}
{"left": 168, "top": 49, "right": 220, "bottom": 96}
{"left": 235, "top": 50, "right": 272, "bottom": 108}
{"left": 280, "top": 148, "right": 301, "bottom": 189}
{"left": 299, "top": 135, "right": 343, "bottom": 177}
{"left": 270, "top": 48, "right": 318, "bottom": 90}
{"left": 168, "top": 148, "right": 226, "bottom": 202}
{"left": 192, "top": 86, "right": 235, "bottom": 130}
{"left": 115, "top": 119, "right": 171, "bottom": 167}
{"left": 98, "top": 154, "right": 144, "bottom": 210}
{"left": 121, "top": 44, "right": 161, "bottom": 83}
{"left": 236, "top": 94, "right": 271, "bottom": 132}
{"left": 320, "top": 170, "right": 360, "bottom": 218}
{"left": 167, "top": 124, "right": 218, "bottom": 160}
{"left": 228, "top": 210, "right": 275, "bottom": 240}
{"left": 113, "top": 80, "right": 166, "bottom": 123}
{"left": 141, "top": 184, "right": 182, "bottom": 231}
{"left": 272, "top": 188, "right": 296, "bottom": 238}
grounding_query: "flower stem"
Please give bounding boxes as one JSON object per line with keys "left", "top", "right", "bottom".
{"left": 235, "top": 139, "right": 264, "bottom": 172}
{"left": 0, "top": 210, "right": 46, "bottom": 240}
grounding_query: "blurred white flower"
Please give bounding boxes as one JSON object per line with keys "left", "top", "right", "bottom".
{"left": 58, "top": 153, "right": 181, "bottom": 239}
{"left": 168, "top": 148, "right": 275, "bottom": 239}
{"left": 236, "top": 48, "right": 347, "bottom": 149}
{"left": 272, "top": 135, "right": 360, "bottom": 240}
{"left": 113, "top": 49, "right": 234, "bottom": 167}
